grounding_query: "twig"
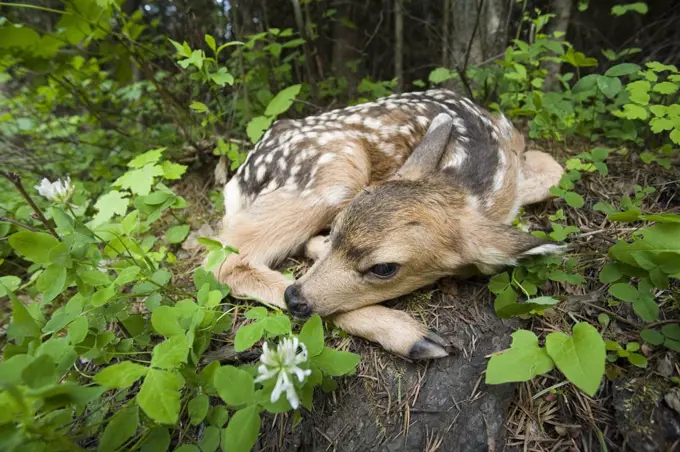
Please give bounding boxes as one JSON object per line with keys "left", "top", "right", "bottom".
{"left": 583, "top": 302, "right": 640, "bottom": 328}
{"left": 0, "top": 216, "right": 38, "bottom": 232}
{"left": 1, "top": 172, "right": 59, "bottom": 239}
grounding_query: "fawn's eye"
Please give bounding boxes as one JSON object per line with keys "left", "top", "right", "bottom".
{"left": 368, "top": 263, "right": 399, "bottom": 279}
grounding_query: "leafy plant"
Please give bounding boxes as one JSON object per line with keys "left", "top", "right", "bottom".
{"left": 0, "top": 148, "right": 360, "bottom": 451}
{"left": 486, "top": 323, "right": 606, "bottom": 397}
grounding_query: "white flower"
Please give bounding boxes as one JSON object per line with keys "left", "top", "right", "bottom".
{"left": 254, "top": 336, "right": 312, "bottom": 409}
{"left": 35, "top": 177, "right": 74, "bottom": 204}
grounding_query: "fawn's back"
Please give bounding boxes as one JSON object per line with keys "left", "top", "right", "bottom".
{"left": 226, "top": 89, "right": 526, "bottom": 226}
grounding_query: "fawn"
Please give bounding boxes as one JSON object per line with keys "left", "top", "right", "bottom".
{"left": 212, "top": 89, "right": 565, "bottom": 360}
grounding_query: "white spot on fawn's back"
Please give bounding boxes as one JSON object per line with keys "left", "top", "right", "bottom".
{"left": 318, "top": 153, "right": 335, "bottom": 165}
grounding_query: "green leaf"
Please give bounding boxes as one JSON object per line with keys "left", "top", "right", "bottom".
{"left": 207, "top": 405, "right": 229, "bottom": 427}
{"left": 597, "top": 76, "right": 622, "bottom": 99}
{"left": 608, "top": 283, "right": 638, "bottom": 302}
{"left": 91, "top": 285, "right": 116, "bottom": 307}
{"left": 671, "top": 129, "right": 680, "bottom": 145}
{"left": 80, "top": 270, "right": 112, "bottom": 287}
{"left": 545, "top": 323, "right": 605, "bottom": 397}
{"left": 662, "top": 324, "right": 680, "bottom": 341}
{"left": 190, "top": 101, "right": 209, "bottom": 113}
{"left": 21, "top": 354, "right": 58, "bottom": 389}
{"left": 67, "top": 316, "right": 89, "bottom": 344}
{"left": 621, "top": 104, "right": 648, "bottom": 120}
{"left": 650, "top": 117, "right": 674, "bottom": 133}
{"left": 627, "top": 353, "right": 648, "bottom": 368}
{"left": 7, "top": 297, "right": 41, "bottom": 343}
{"left": 198, "top": 237, "right": 224, "bottom": 251}
{"left": 161, "top": 161, "right": 188, "bottom": 180}
{"left": 0, "top": 354, "right": 33, "bottom": 386}
{"left": 428, "top": 67, "right": 453, "bottom": 83}
{"left": 653, "top": 81, "right": 678, "bottom": 95}
{"left": 599, "top": 264, "right": 623, "bottom": 283}
{"left": 640, "top": 328, "right": 664, "bottom": 345}
{"left": 234, "top": 322, "right": 264, "bottom": 352}
{"left": 633, "top": 295, "right": 659, "bottom": 321}
{"left": 98, "top": 404, "right": 139, "bottom": 452}
{"left": 627, "top": 80, "right": 651, "bottom": 104}
{"left": 244, "top": 307, "right": 267, "bottom": 320}
{"left": 264, "top": 84, "right": 301, "bottom": 117}
{"left": 8, "top": 231, "right": 59, "bottom": 264}
{"left": 138, "top": 369, "right": 184, "bottom": 424}
{"left": 564, "top": 191, "right": 584, "bottom": 208}
{"left": 129, "top": 148, "right": 165, "bottom": 168}
{"left": 199, "top": 426, "right": 221, "bottom": 452}
{"left": 221, "top": 405, "right": 261, "bottom": 452}
{"left": 188, "top": 394, "right": 210, "bottom": 426}
{"left": 263, "top": 315, "right": 291, "bottom": 336}
{"left": 312, "top": 347, "right": 360, "bottom": 377}
{"left": 299, "top": 314, "right": 324, "bottom": 357}
{"left": 92, "top": 190, "right": 130, "bottom": 225}
{"left": 611, "top": 2, "right": 648, "bottom": 16}
{"left": 485, "top": 330, "right": 554, "bottom": 384}
{"left": 114, "top": 164, "right": 164, "bottom": 196}
{"left": 0, "top": 275, "right": 21, "bottom": 297}
{"left": 141, "top": 428, "right": 171, "bottom": 452}
{"left": 165, "top": 225, "right": 190, "bottom": 244}
{"left": 246, "top": 116, "right": 274, "bottom": 144}
{"left": 205, "top": 34, "right": 216, "bottom": 52}
{"left": 174, "top": 445, "right": 199, "bottom": 452}
{"left": 572, "top": 74, "right": 600, "bottom": 94}
{"left": 152, "top": 335, "right": 190, "bottom": 369}
{"left": 605, "top": 63, "right": 641, "bottom": 77}
{"left": 48, "top": 242, "right": 72, "bottom": 268}
{"left": 94, "top": 361, "right": 149, "bottom": 388}
{"left": 115, "top": 266, "right": 141, "bottom": 285}
{"left": 152, "top": 306, "right": 184, "bottom": 337}
{"left": 37, "top": 264, "right": 67, "bottom": 304}
{"left": 214, "top": 365, "right": 255, "bottom": 406}
{"left": 209, "top": 68, "right": 234, "bottom": 86}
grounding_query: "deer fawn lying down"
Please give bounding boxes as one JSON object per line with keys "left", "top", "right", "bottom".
{"left": 212, "top": 89, "right": 565, "bottom": 360}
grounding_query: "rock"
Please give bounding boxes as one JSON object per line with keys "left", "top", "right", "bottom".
{"left": 257, "top": 287, "right": 520, "bottom": 451}
{"left": 214, "top": 156, "right": 228, "bottom": 186}
{"left": 612, "top": 374, "right": 680, "bottom": 452}
{"left": 666, "top": 388, "right": 680, "bottom": 416}
{"left": 182, "top": 223, "right": 216, "bottom": 252}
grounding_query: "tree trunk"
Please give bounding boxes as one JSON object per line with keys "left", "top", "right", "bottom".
{"left": 291, "top": 0, "right": 318, "bottom": 100}
{"left": 544, "top": 0, "right": 574, "bottom": 91}
{"left": 449, "top": 0, "right": 510, "bottom": 67}
{"left": 331, "top": 0, "right": 359, "bottom": 98}
{"left": 394, "top": 0, "right": 404, "bottom": 92}
{"left": 442, "top": 0, "right": 451, "bottom": 67}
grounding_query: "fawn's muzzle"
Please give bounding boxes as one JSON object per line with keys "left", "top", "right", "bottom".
{"left": 284, "top": 284, "right": 312, "bottom": 318}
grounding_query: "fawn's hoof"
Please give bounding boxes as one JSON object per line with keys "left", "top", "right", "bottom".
{"left": 408, "top": 331, "right": 449, "bottom": 360}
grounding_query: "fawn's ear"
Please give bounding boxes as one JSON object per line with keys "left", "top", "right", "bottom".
{"left": 467, "top": 222, "right": 566, "bottom": 270}
{"left": 394, "top": 113, "right": 454, "bottom": 181}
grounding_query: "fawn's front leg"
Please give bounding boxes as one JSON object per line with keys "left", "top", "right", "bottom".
{"left": 329, "top": 306, "right": 449, "bottom": 360}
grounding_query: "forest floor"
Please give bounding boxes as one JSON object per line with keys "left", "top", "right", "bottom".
{"left": 169, "top": 134, "right": 680, "bottom": 452}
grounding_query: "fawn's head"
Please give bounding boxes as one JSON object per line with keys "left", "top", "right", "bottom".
{"left": 285, "top": 113, "right": 563, "bottom": 318}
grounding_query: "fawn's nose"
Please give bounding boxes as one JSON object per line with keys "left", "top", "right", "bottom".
{"left": 284, "top": 285, "right": 312, "bottom": 318}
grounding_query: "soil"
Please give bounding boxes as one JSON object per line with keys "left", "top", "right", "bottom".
{"left": 256, "top": 285, "right": 522, "bottom": 452}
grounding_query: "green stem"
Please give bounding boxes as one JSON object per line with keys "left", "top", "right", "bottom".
{"left": 0, "top": 2, "right": 68, "bottom": 15}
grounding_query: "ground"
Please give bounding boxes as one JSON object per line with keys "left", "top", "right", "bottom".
{"left": 173, "top": 134, "right": 680, "bottom": 452}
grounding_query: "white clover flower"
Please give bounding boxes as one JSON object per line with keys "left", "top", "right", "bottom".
{"left": 254, "top": 336, "right": 312, "bottom": 409}
{"left": 35, "top": 177, "right": 75, "bottom": 204}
